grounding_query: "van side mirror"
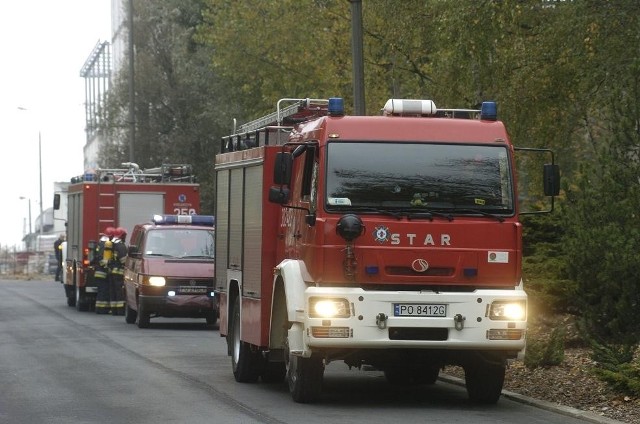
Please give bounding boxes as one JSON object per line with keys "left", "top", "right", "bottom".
{"left": 128, "top": 245, "right": 140, "bottom": 257}
{"left": 53, "top": 194, "right": 60, "bottom": 210}
{"left": 274, "top": 152, "right": 292, "bottom": 185}
{"left": 543, "top": 164, "right": 560, "bottom": 196}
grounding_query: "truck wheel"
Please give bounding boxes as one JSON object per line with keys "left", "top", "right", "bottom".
{"left": 463, "top": 360, "right": 505, "bottom": 404}
{"left": 66, "top": 268, "right": 77, "bottom": 307}
{"left": 385, "top": 366, "right": 439, "bottom": 385}
{"left": 230, "top": 297, "right": 260, "bottom": 382}
{"left": 125, "top": 301, "right": 137, "bottom": 324}
{"left": 66, "top": 285, "right": 76, "bottom": 307}
{"left": 75, "top": 286, "right": 90, "bottom": 312}
{"left": 261, "top": 360, "right": 286, "bottom": 383}
{"left": 285, "top": 340, "right": 324, "bottom": 403}
{"left": 136, "top": 303, "right": 150, "bottom": 328}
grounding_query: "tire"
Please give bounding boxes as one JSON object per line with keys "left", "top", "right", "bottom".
{"left": 464, "top": 359, "right": 506, "bottom": 404}
{"left": 205, "top": 311, "right": 217, "bottom": 326}
{"left": 230, "top": 296, "right": 260, "bottom": 382}
{"left": 285, "top": 338, "right": 324, "bottom": 403}
{"left": 75, "top": 285, "right": 90, "bottom": 312}
{"left": 66, "top": 284, "right": 76, "bottom": 307}
{"left": 136, "top": 303, "right": 150, "bottom": 328}
{"left": 384, "top": 366, "right": 439, "bottom": 385}
{"left": 125, "top": 301, "right": 137, "bottom": 324}
{"left": 261, "top": 360, "right": 286, "bottom": 383}
{"left": 66, "top": 267, "right": 77, "bottom": 307}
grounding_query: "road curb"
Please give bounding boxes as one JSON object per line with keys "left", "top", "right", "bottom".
{"left": 438, "top": 374, "right": 625, "bottom": 424}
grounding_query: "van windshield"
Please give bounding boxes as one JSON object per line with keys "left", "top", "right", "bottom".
{"left": 143, "top": 228, "right": 215, "bottom": 259}
{"left": 325, "top": 142, "right": 514, "bottom": 214}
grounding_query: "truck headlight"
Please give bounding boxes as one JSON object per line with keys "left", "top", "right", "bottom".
{"left": 489, "top": 301, "right": 526, "bottom": 320}
{"left": 309, "top": 297, "right": 350, "bottom": 318}
{"left": 148, "top": 276, "right": 166, "bottom": 287}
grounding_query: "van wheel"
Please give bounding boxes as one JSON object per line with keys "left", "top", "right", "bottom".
{"left": 125, "top": 301, "right": 137, "bottom": 324}
{"left": 230, "top": 296, "right": 260, "bottom": 382}
{"left": 136, "top": 303, "right": 150, "bottom": 328}
{"left": 285, "top": 339, "right": 324, "bottom": 403}
{"left": 205, "top": 311, "right": 217, "bottom": 326}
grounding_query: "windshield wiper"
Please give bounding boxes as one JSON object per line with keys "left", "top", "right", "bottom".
{"left": 451, "top": 207, "right": 505, "bottom": 222}
{"left": 332, "top": 206, "right": 403, "bottom": 219}
{"left": 406, "top": 210, "right": 454, "bottom": 222}
{"left": 391, "top": 208, "right": 454, "bottom": 221}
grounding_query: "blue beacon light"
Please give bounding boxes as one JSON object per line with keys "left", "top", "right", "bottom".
{"left": 480, "top": 101, "right": 497, "bottom": 121}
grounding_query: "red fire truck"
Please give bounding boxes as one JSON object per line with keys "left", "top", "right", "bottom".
{"left": 214, "top": 98, "right": 560, "bottom": 404}
{"left": 60, "top": 163, "right": 200, "bottom": 312}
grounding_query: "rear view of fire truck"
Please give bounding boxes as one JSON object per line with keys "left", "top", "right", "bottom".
{"left": 61, "top": 163, "right": 200, "bottom": 311}
{"left": 215, "top": 98, "right": 560, "bottom": 404}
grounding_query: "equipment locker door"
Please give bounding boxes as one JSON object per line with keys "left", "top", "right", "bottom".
{"left": 118, "top": 193, "right": 164, "bottom": 236}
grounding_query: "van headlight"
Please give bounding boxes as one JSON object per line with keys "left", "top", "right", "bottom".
{"left": 148, "top": 276, "right": 166, "bottom": 287}
{"left": 489, "top": 301, "right": 526, "bottom": 320}
{"left": 309, "top": 297, "right": 351, "bottom": 318}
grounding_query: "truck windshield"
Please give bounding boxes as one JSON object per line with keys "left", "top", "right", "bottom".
{"left": 325, "top": 142, "right": 514, "bottom": 214}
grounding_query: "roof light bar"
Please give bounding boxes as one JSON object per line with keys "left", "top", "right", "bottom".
{"left": 152, "top": 214, "right": 215, "bottom": 227}
{"left": 383, "top": 99, "right": 437, "bottom": 116}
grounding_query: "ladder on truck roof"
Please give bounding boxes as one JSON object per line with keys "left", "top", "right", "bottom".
{"left": 77, "top": 163, "right": 194, "bottom": 233}
{"left": 222, "top": 98, "right": 329, "bottom": 153}
{"left": 72, "top": 163, "right": 196, "bottom": 184}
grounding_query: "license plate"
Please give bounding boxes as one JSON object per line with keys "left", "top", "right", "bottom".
{"left": 394, "top": 303, "right": 447, "bottom": 317}
{"left": 177, "top": 286, "right": 207, "bottom": 294}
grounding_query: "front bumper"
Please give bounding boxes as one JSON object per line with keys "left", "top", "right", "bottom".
{"left": 138, "top": 288, "right": 217, "bottom": 318}
{"left": 295, "top": 287, "right": 527, "bottom": 353}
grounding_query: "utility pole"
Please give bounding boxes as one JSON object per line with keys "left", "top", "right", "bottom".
{"left": 350, "top": 0, "right": 365, "bottom": 115}
{"left": 38, "top": 131, "right": 43, "bottom": 240}
{"left": 128, "top": 0, "right": 135, "bottom": 163}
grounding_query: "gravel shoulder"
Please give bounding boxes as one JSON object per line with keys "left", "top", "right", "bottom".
{"left": 444, "top": 314, "right": 640, "bottom": 424}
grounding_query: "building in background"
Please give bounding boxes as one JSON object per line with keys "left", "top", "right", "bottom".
{"left": 3, "top": 3, "right": 117, "bottom": 272}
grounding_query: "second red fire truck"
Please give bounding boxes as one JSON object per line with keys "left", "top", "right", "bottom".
{"left": 60, "top": 163, "right": 200, "bottom": 311}
{"left": 214, "top": 97, "right": 560, "bottom": 404}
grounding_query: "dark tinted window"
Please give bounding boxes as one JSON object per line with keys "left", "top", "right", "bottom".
{"left": 325, "top": 142, "right": 513, "bottom": 213}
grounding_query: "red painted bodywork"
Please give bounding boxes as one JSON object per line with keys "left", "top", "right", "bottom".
{"left": 217, "top": 114, "right": 522, "bottom": 349}
{"left": 65, "top": 180, "right": 200, "bottom": 290}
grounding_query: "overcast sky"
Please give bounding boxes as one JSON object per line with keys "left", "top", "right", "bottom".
{"left": 0, "top": 0, "right": 111, "bottom": 248}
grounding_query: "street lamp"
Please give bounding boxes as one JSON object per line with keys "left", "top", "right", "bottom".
{"left": 17, "top": 107, "right": 44, "bottom": 241}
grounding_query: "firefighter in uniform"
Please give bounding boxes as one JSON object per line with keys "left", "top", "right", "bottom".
{"left": 53, "top": 233, "right": 66, "bottom": 282}
{"left": 94, "top": 227, "right": 115, "bottom": 314}
{"left": 109, "top": 227, "right": 128, "bottom": 316}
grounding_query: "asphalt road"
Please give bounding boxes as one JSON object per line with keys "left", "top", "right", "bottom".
{"left": 0, "top": 278, "right": 620, "bottom": 424}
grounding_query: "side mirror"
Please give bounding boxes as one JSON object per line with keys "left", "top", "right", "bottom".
{"left": 274, "top": 152, "right": 292, "bottom": 185}
{"left": 269, "top": 186, "right": 290, "bottom": 204}
{"left": 128, "top": 245, "right": 140, "bottom": 257}
{"left": 53, "top": 194, "right": 60, "bottom": 210}
{"left": 543, "top": 164, "right": 560, "bottom": 196}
